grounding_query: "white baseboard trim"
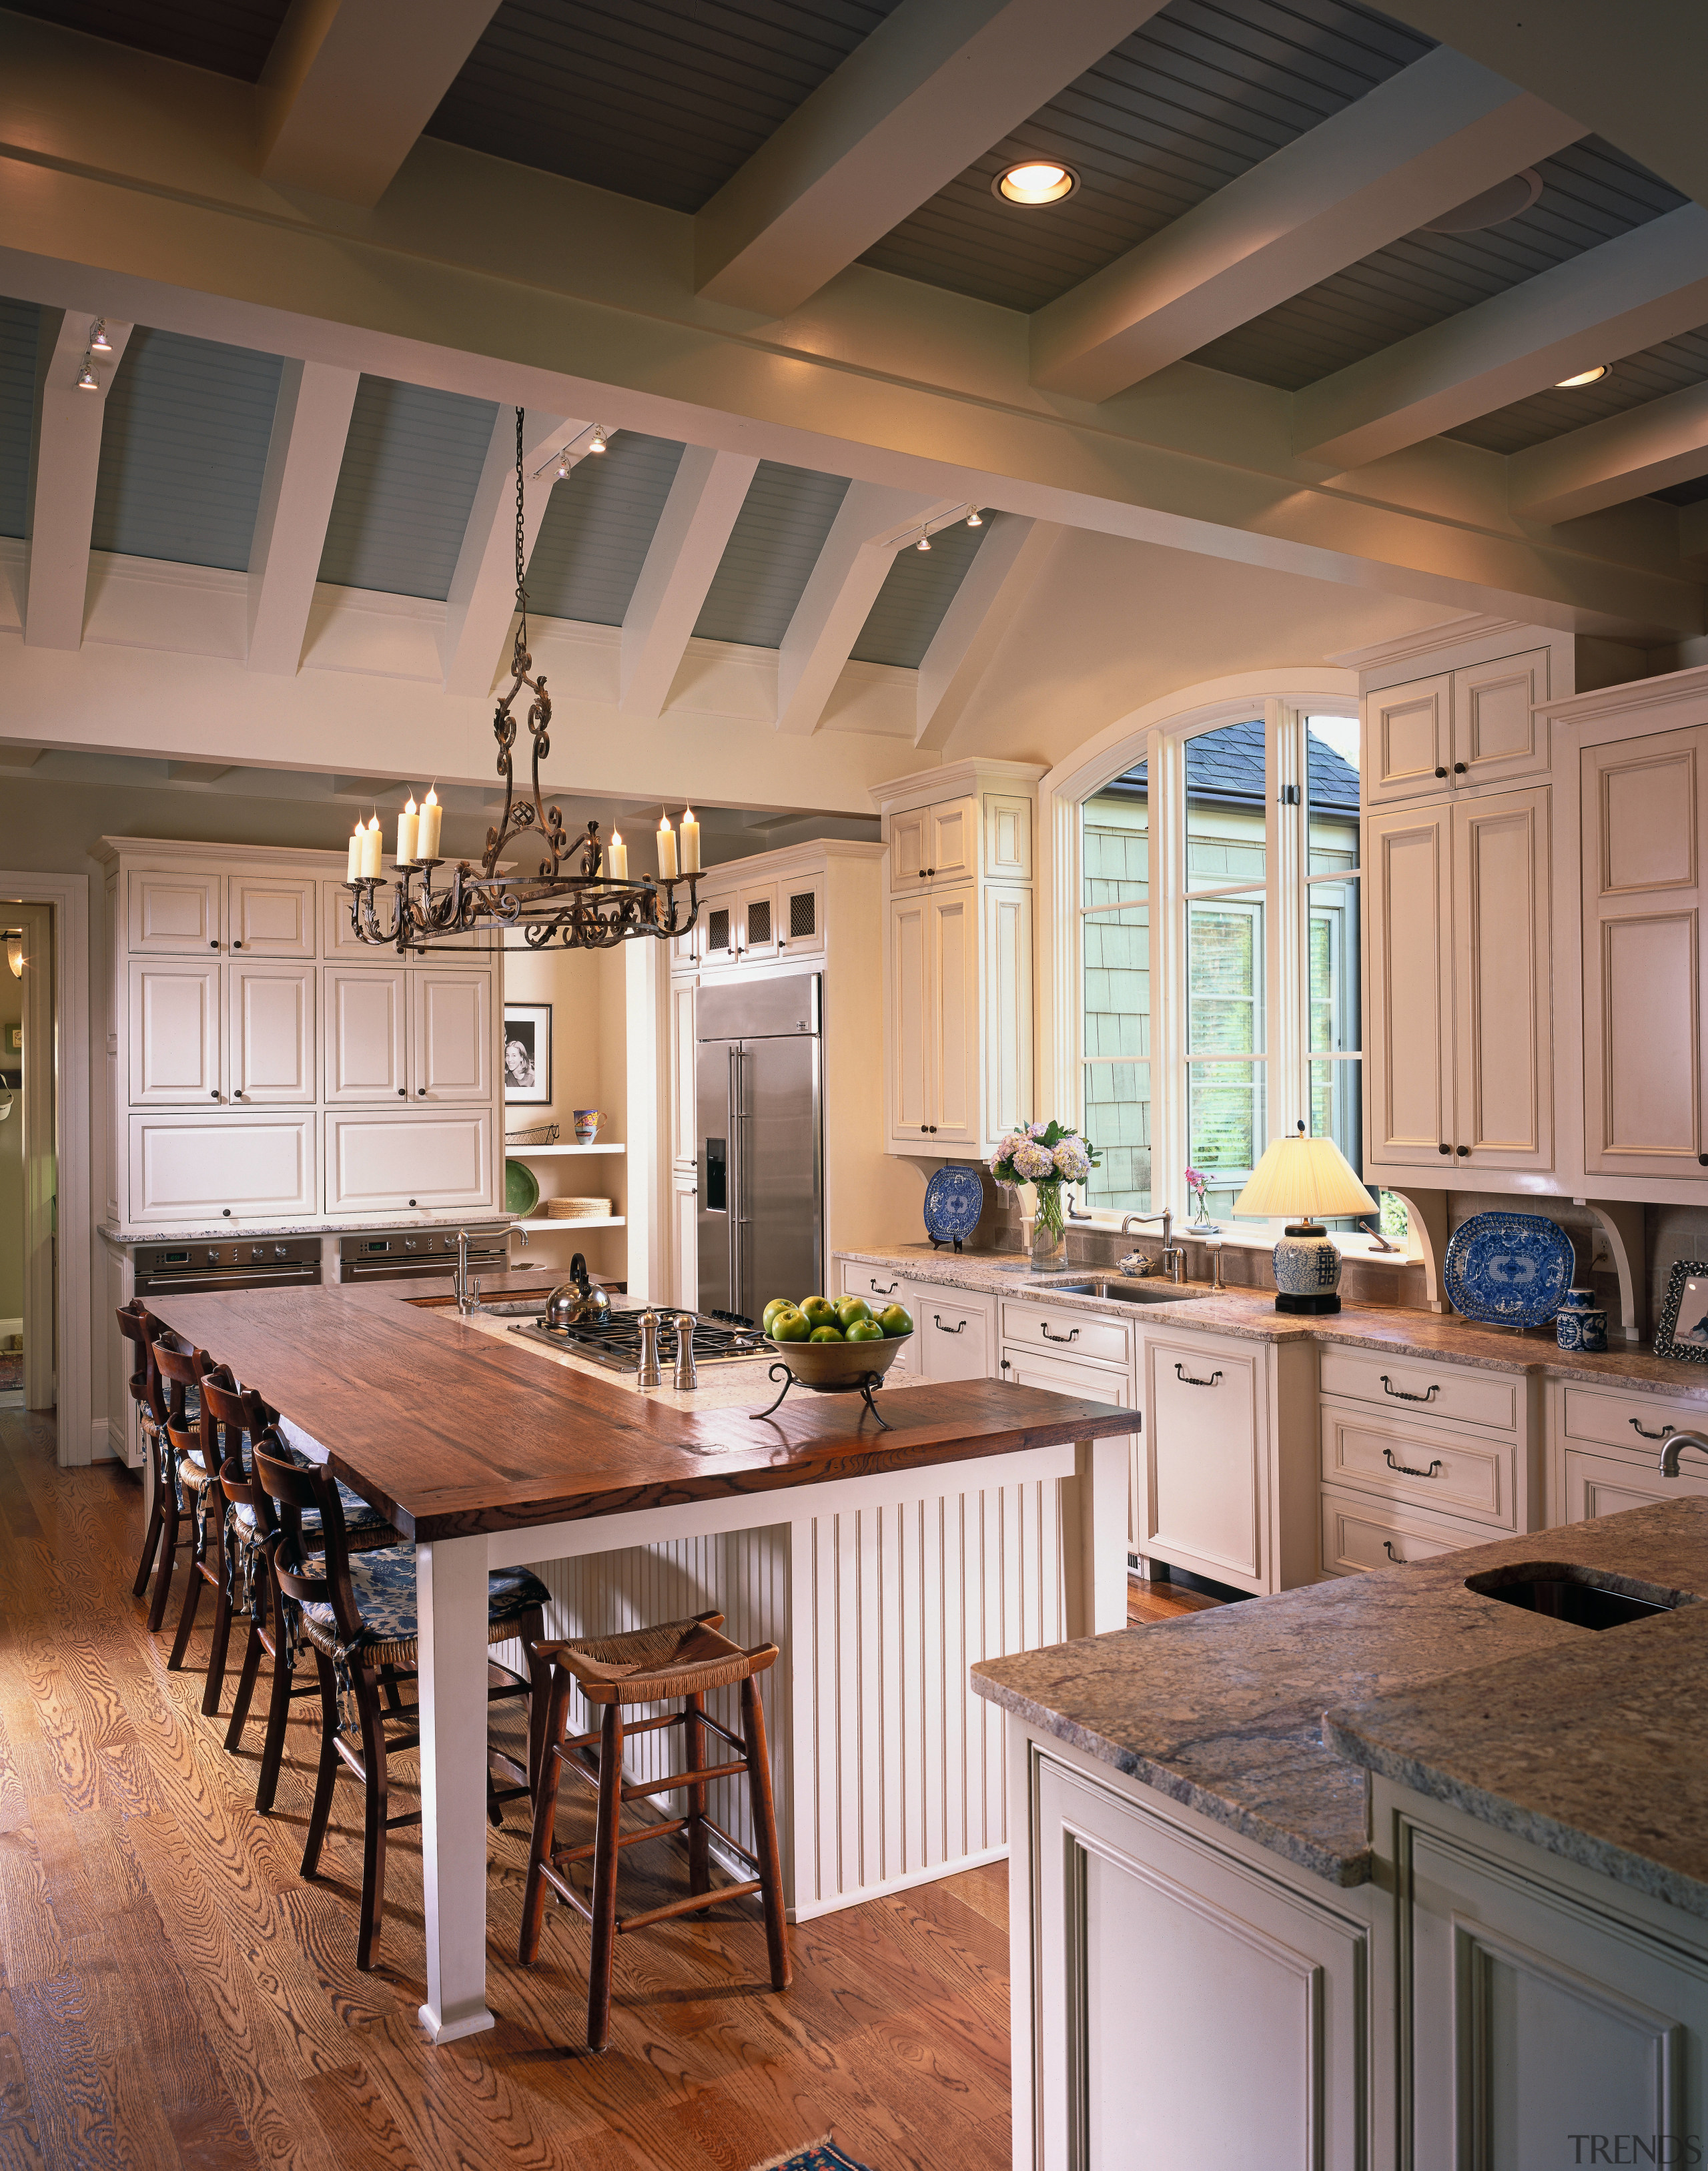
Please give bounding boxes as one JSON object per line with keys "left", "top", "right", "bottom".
{"left": 787, "top": 1841, "right": 1009, "bottom": 1923}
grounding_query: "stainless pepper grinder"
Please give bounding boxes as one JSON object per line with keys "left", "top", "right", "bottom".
{"left": 636, "top": 1309, "right": 662, "bottom": 1388}
{"left": 672, "top": 1312, "right": 698, "bottom": 1392}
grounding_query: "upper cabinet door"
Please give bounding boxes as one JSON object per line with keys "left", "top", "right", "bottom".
{"left": 229, "top": 963, "right": 316, "bottom": 1105}
{"left": 983, "top": 884, "right": 1033, "bottom": 1149}
{"left": 1451, "top": 789, "right": 1552, "bottom": 1172}
{"left": 1364, "top": 804, "right": 1454, "bottom": 1169}
{"left": 128, "top": 960, "right": 222, "bottom": 1105}
{"left": 127, "top": 869, "right": 222, "bottom": 955}
{"left": 230, "top": 876, "right": 317, "bottom": 959}
{"left": 1451, "top": 647, "right": 1549, "bottom": 791}
{"left": 1582, "top": 727, "right": 1708, "bottom": 1181}
{"left": 411, "top": 969, "right": 491, "bottom": 1102}
{"left": 928, "top": 887, "right": 977, "bottom": 1145}
{"left": 325, "top": 1110, "right": 494, "bottom": 1214}
{"left": 927, "top": 795, "right": 977, "bottom": 883}
{"left": 1365, "top": 674, "right": 1450, "bottom": 806}
{"left": 888, "top": 895, "right": 931, "bottom": 1142}
{"left": 324, "top": 966, "right": 408, "bottom": 1102}
{"left": 775, "top": 875, "right": 824, "bottom": 957}
{"left": 737, "top": 881, "right": 781, "bottom": 961}
{"left": 699, "top": 891, "right": 739, "bottom": 967}
{"left": 889, "top": 807, "right": 931, "bottom": 893}
{"left": 983, "top": 793, "right": 1033, "bottom": 882}
{"left": 129, "top": 1112, "right": 316, "bottom": 1222}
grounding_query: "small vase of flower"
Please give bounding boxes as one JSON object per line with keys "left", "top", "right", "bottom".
{"left": 990, "top": 1122, "right": 1100, "bottom": 1268}
{"left": 1185, "top": 1167, "right": 1220, "bottom": 1232}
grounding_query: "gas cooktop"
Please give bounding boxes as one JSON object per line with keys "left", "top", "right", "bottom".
{"left": 509, "top": 1306, "right": 769, "bottom": 1373}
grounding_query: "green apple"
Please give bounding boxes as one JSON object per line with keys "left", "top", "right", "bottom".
{"left": 845, "top": 1318, "right": 885, "bottom": 1343}
{"left": 770, "top": 1308, "right": 810, "bottom": 1342}
{"left": 761, "top": 1298, "right": 793, "bottom": 1332}
{"left": 877, "top": 1304, "right": 913, "bottom": 1338}
{"left": 834, "top": 1295, "right": 872, "bottom": 1330}
{"left": 809, "top": 1324, "right": 845, "bottom": 1342}
{"left": 799, "top": 1295, "right": 837, "bottom": 1329}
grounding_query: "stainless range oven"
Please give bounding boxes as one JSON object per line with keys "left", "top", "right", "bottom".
{"left": 132, "top": 1236, "right": 323, "bottom": 1298}
{"left": 337, "top": 1226, "right": 510, "bottom": 1283}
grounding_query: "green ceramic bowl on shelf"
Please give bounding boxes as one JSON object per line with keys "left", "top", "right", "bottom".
{"left": 504, "top": 1158, "right": 541, "bottom": 1219}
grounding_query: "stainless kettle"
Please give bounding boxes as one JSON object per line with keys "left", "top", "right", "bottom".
{"left": 545, "top": 1252, "right": 612, "bottom": 1330}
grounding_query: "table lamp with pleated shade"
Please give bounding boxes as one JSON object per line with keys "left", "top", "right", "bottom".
{"left": 1233, "top": 1121, "right": 1378, "bottom": 1313}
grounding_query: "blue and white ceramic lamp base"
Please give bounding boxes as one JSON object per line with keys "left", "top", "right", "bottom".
{"left": 1272, "top": 1223, "right": 1345, "bottom": 1314}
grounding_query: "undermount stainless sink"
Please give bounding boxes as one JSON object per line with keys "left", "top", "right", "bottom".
{"left": 1464, "top": 1563, "right": 1694, "bottom": 1631}
{"left": 1048, "top": 1278, "right": 1210, "bottom": 1304}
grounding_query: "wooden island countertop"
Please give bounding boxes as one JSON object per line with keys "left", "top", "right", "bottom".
{"left": 142, "top": 1276, "right": 1138, "bottom": 1543}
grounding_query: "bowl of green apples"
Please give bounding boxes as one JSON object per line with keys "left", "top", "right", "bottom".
{"left": 761, "top": 1292, "right": 913, "bottom": 1389}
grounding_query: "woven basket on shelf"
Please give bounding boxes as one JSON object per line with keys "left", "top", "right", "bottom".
{"left": 546, "top": 1197, "right": 613, "bottom": 1218}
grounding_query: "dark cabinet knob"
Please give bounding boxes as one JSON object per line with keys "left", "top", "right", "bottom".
{"left": 1438, "top": 1142, "right": 1450, "bottom": 1154}
{"left": 1452, "top": 762, "right": 1467, "bottom": 774}
{"left": 408, "top": 1198, "right": 417, "bottom": 1207}
{"left": 1698, "top": 1154, "right": 1708, "bottom": 1166}
{"left": 397, "top": 1087, "right": 406, "bottom": 1097}
{"left": 1433, "top": 767, "right": 1448, "bottom": 779}
{"left": 921, "top": 1125, "right": 929, "bottom": 1134}
{"left": 232, "top": 939, "right": 243, "bottom": 949}
{"left": 416, "top": 1086, "right": 426, "bottom": 1096}
{"left": 1456, "top": 1144, "right": 1469, "bottom": 1156}
{"left": 209, "top": 939, "right": 219, "bottom": 949}
{"left": 222, "top": 1208, "right": 232, "bottom": 1218}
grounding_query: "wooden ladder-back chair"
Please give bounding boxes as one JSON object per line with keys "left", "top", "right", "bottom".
{"left": 254, "top": 1442, "right": 551, "bottom": 1971}
{"left": 142, "top": 1328, "right": 212, "bottom": 1635}
{"left": 116, "top": 1300, "right": 177, "bottom": 1603}
{"left": 156, "top": 1346, "right": 239, "bottom": 1703}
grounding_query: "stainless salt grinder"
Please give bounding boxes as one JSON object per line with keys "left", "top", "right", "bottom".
{"left": 636, "top": 1309, "right": 662, "bottom": 1388}
{"left": 672, "top": 1313, "right": 698, "bottom": 1392}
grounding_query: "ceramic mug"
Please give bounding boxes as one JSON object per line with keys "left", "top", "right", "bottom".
{"left": 573, "top": 1108, "right": 606, "bottom": 1143}
{"left": 1557, "top": 1306, "right": 1608, "bottom": 1353}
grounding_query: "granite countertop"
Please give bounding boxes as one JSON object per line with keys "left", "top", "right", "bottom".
{"left": 971, "top": 1498, "right": 1708, "bottom": 1911}
{"left": 839, "top": 1246, "right": 1708, "bottom": 1401}
{"left": 101, "top": 1214, "right": 518, "bottom": 1245}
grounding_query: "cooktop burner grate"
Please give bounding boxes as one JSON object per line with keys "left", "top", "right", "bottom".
{"left": 509, "top": 1306, "right": 769, "bottom": 1373}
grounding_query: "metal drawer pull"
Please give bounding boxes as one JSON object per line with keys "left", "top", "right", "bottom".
{"left": 1383, "top": 1448, "right": 1442, "bottom": 1479}
{"left": 1041, "top": 1323, "right": 1080, "bottom": 1344}
{"left": 1383, "top": 1541, "right": 1406, "bottom": 1563}
{"left": 1380, "top": 1374, "right": 1439, "bottom": 1403}
{"left": 1174, "top": 1364, "right": 1222, "bottom": 1388}
{"left": 869, "top": 1278, "right": 899, "bottom": 1296}
{"left": 1630, "top": 1417, "right": 1675, "bottom": 1440}
{"left": 933, "top": 1315, "right": 967, "bottom": 1334}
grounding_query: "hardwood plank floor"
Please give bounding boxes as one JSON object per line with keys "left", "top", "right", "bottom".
{"left": 0, "top": 1411, "right": 1013, "bottom": 2171}
{"left": 1126, "top": 1573, "right": 1222, "bottom": 1625}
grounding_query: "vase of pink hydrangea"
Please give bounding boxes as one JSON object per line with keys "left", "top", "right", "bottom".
{"left": 989, "top": 1120, "right": 1100, "bottom": 1267}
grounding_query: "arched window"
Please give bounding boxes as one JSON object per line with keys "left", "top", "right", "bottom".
{"left": 1065, "top": 693, "right": 1401, "bottom": 1243}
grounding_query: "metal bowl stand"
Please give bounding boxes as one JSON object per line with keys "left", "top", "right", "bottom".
{"left": 749, "top": 1362, "right": 892, "bottom": 1430}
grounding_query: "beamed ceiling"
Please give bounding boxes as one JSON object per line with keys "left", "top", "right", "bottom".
{"left": 3, "top": 0, "right": 1708, "bottom": 770}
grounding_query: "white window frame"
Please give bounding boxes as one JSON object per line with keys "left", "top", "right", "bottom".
{"left": 1043, "top": 686, "right": 1400, "bottom": 1252}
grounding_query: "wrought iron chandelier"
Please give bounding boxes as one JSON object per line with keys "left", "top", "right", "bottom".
{"left": 344, "top": 409, "right": 702, "bottom": 955}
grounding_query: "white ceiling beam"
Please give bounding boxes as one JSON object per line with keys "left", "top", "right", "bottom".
{"left": 440, "top": 406, "right": 573, "bottom": 698}
{"left": 1030, "top": 51, "right": 1585, "bottom": 403}
{"left": 695, "top": 0, "right": 1167, "bottom": 317}
{"left": 915, "top": 514, "right": 1062, "bottom": 748}
{"left": 775, "top": 484, "right": 949, "bottom": 736}
{"left": 619, "top": 448, "right": 759, "bottom": 719}
{"left": 258, "top": 0, "right": 501, "bottom": 207}
{"left": 1509, "top": 378, "right": 1708, "bottom": 524}
{"left": 24, "top": 308, "right": 133, "bottom": 650}
{"left": 1294, "top": 202, "right": 1708, "bottom": 470}
{"left": 246, "top": 358, "right": 360, "bottom": 675}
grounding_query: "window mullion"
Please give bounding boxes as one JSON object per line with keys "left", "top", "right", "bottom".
{"left": 1270, "top": 698, "right": 1306, "bottom": 1142}
{"left": 1154, "top": 728, "right": 1188, "bottom": 1222}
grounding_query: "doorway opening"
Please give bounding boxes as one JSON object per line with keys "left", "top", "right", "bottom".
{"left": 0, "top": 903, "right": 55, "bottom": 1414}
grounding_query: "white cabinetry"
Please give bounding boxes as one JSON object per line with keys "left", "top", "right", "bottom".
{"left": 129, "top": 1110, "right": 317, "bottom": 1223}
{"left": 229, "top": 964, "right": 316, "bottom": 1104}
{"left": 324, "top": 967, "right": 407, "bottom": 1102}
{"left": 1365, "top": 785, "right": 1551, "bottom": 1174}
{"left": 876, "top": 759, "right": 1042, "bottom": 1158}
{"left": 326, "top": 1110, "right": 494, "bottom": 1214}
{"left": 1366, "top": 646, "right": 1549, "bottom": 805}
{"left": 411, "top": 969, "right": 491, "bottom": 1102}
{"left": 1546, "top": 1380, "right": 1708, "bottom": 1522}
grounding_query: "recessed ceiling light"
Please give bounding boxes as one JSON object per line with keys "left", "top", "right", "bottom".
{"left": 1555, "top": 365, "right": 1611, "bottom": 388}
{"left": 994, "top": 159, "right": 1078, "bottom": 207}
{"left": 1422, "top": 168, "right": 1543, "bottom": 233}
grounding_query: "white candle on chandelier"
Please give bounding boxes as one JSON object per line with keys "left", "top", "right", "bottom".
{"left": 418, "top": 785, "right": 442, "bottom": 861}
{"left": 346, "top": 822, "right": 364, "bottom": 882}
{"left": 680, "top": 807, "right": 700, "bottom": 873}
{"left": 657, "top": 814, "right": 677, "bottom": 881}
{"left": 396, "top": 794, "right": 420, "bottom": 865}
{"left": 607, "top": 831, "right": 628, "bottom": 881}
{"left": 361, "top": 813, "right": 383, "bottom": 879}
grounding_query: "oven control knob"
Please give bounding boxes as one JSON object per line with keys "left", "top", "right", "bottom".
{"left": 252, "top": 1246, "right": 263, "bottom": 1262}
{"left": 274, "top": 1245, "right": 287, "bottom": 1258}
{"left": 207, "top": 1249, "right": 220, "bottom": 1266}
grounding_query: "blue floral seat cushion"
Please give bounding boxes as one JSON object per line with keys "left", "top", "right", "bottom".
{"left": 295, "top": 1548, "right": 549, "bottom": 1668}
{"left": 232, "top": 1480, "right": 396, "bottom": 1550}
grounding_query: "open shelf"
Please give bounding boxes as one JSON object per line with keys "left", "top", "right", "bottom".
{"left": 514, "top": 1216, "right": 626, "bottom": 1232}
{"left": 504, "top": 1142, "right": 624, "bottom": 1157}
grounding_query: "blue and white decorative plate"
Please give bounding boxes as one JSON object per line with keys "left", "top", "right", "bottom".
{"left": 1442, "top": 1212, "right": 1576, "bottom": 1329}
{"left": 923, "top": 1165, "right": 984, "bottom": 1248}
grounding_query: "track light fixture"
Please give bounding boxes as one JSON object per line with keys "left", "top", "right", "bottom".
{"left": 915, "top": 529, "right": 931, "bottom": 552}
{"left": 533, "top": 422, "right": 614, "bottom": 482}
{"left": 966, "top": 507, "right": 983, "bottom": 527}
{"left": 89, "top": 319, "right": 112, "bottom": 352}
{"left": 75, "top": 355, "right": 97, "bottom": 390}
{"left": 588, "top": 426, "right": 607, "bottom": 454}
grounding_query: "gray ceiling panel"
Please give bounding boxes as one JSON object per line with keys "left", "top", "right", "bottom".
{"left": 318, "top": 377, "right": 498, "bottom": 600}
{"left": 693, "top": 460, "right": 850, "bottom": 649}
{"left": 3, "top": 0, "right": 290, "bottom": 79}
{"left": 1190, "top": 136, "right": 1687, "bottom": 391}
{"left": 427, "top": 0, "right": 903, "bottom": 213}
{"left": 0, "top": 296, "right": 41, "bottom": 540}
{"left": 849, "top": 516, "right": 988, "bottom": 669}
{"left": 1447, "top": 324, "right": 1708, "bottom": 460}
{"left": 91, "top": 326, "right": 283, "bottom": 569}
{"left": 861, "top": 0, "right": 1431, "bottom": 314}
{"left": 524, "top": 430, "right": 686, "bottom": 625}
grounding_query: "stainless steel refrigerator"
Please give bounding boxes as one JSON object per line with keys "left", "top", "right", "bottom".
{"left": 697, "top": 971, "right": 822, "bottom": 1324}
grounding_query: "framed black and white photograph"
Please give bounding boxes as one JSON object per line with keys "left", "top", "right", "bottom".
{"left": 502, "top": 1003, "right": 552, "bottom": 1106}
{"left": 1654, "top": 1258, "right": 1708, "bottom": 1363}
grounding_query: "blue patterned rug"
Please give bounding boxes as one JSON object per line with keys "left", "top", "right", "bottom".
{"left": 745, "top": 2141, "right": 872, "bottom": 2171}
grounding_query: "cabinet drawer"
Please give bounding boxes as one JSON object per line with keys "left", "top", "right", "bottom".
{"left": 1318, "top": 1488, "right": 1490, "bottom": 1577}
{"left": 1002, "top": 1299, "right": 1130, "bottom": 1367}
{"left": 1320, "top": 1404, "right": 1516, "bottom": 1528}
{"left": 1318, "top": 1346, "right": 1519, "bottom": 1433}
{"left": 326, "top": 1110, "right": 494, "bottom": 1214}
{"left": 839, "top": 1259, "right": 911, "bottom": 1307}
{"left": 1000, "top": 1344, "right": 1132, "bottom": 1408}
{"left": 1558, "top": 1382, "right": 1708, "bottom": 1454}
{"left": 913, "top": 1287, "right": 993, "bottom": 1382}
{"left": 1562, "top": 1444, "right": 1708, "bottom": 1522}
{"left": 129, "top": 1112, "right": 316, "bottom": 1223}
